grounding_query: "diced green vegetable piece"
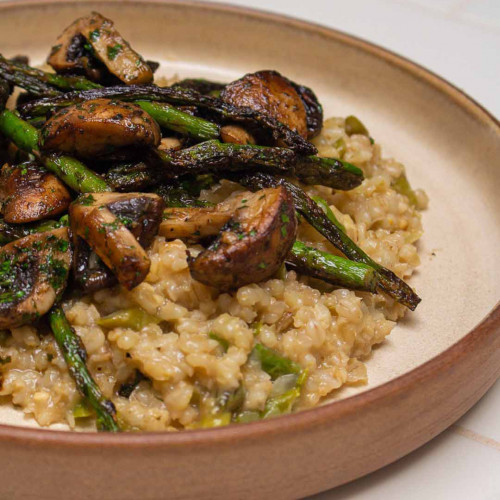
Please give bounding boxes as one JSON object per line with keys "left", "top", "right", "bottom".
{"left": 333, "top": 137, "right": 346, "bottom": 157}
{"left": 345, "top": 115, "right": 369, "bottom": 137}
{"left": 217, "top": 385, "right": 246, "bottom": 414}
{"left": 208, "top": 332, "right": 229, "bottom": 351}
{"left": 270, "top": 373, "right": 299, "bottom": 397}
{"left": 73, "top": 401, "right": 93, "bottom": 419}
{"left": 97, "top": 308, "right": 160, "bottom": 330}
{"left": 252, "top": 321, "right": 262, "bottom": 337}
{"left": 392, "top": 173, "right": 418, "bottom": 207}
{"left": 262, "top": 387, "right": 301, "bottom": 418}
{"left": 253, "top": 343, "right": 301, "bottom": 380}
{"left": 234, "top": 410, "right": 261, "bottom": 424}
{"left": 199, "top": 411, "right": 232, "bottom": 428}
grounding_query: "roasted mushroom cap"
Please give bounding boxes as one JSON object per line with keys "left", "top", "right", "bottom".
{"left": 70, "top": 192, "right": 164, "bottom": 290}
{"left": 221, "top": 70, "right": 308, "bottom": 140}
{"left": 40, "top": 99, "right": 161, "bottom": 158}
{"left": 189, "top": 186, "right": 297, "bottom": 290}
{"left": 0, "top": 227, "right": 72, "bottom": 329}
{"left": 48, "top": 12, "right": 153, "bottom": 85}
{"left": 0, "top": 162, "right": 71, "bottom": 223}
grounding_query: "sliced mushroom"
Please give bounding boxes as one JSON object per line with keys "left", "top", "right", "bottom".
{"left": 221, "top": 70, "right": 308, "bottom": 139}
{"left": 0, "top": 227, "right": 72, "bottom": 329}
{"left": 289, "top": 82, "right": 323, "bottom": 139}
{"left": 220, "top": 125, "right": 255, "bottom": 146}
{"left": 159, "top": 191, "right": 249, "bottom": 241}
{"left": 189, "top": 186, "right": 297, "bottom": 290}
{"left": 40, "top": 99, "right": 161, "bottom": 158}
{"left": 47, "top": 12, "right": 153, "bottom": 85}
{"left": 47, "top": 21, "right": 104, "bottom": 81}
{"left": 70, "top": 192, "right": 164, "bottom": 290}
{"left": 0, "top": 162, "right": 71, "bottom": 223}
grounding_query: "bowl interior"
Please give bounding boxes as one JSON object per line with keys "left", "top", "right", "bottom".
{"left": 0, "top": 0, "right": 498, "bottom": 430}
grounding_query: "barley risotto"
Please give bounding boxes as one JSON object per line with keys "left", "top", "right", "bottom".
{"left": 0, "top": 12, "right": 426, "bottom": 431}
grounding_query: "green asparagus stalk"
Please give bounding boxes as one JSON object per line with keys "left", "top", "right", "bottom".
{"left": 311, "top": 195, "right": 346, "bottom": 232}
{"left": 153, "top": 140, "right": 363, "bottom": 190}
{"left": 48, "top": 307, "right": 120, "bottom": 432}
{"left": 154, "top": 139, "right": 296, "bottom": 178}
{"left": 105, "top": 161, "right": 154, "bottom": 191}
{"left": 0, "top": 214, "right": 69, "bottom": 245}
{"left": 0, "top": 109, "right": 39, "bottom": 151}
{"left": 0, "top": 55, "right": 62, "bottom": 97}
{"left": 288, "top": 241, "right": 378, "bottom": 292}
{"left": 43, "top": 153, "right": 110, "bottom": 193}
{"left": 136, "top": 100, "right": 219, "bottom": 141}
{"left": 172, "top": 78, "right": 226, "bottom": 96}
{"left": 294, "top": 155, "right": 363, "bottom": 190}
{"left": 0, "top": 55, "right": 103, "bottom": 94}
{"left": 18, "top": 84, "right": 316, "bottom": 154}
{"left": 237, "top": 172, "right": 421, "bottom": 310}
{"left": 0, "top": 58, "right": 222, "bottom": 142}
{"left": 0, "top": 110, "right": 110, "bottom": 192}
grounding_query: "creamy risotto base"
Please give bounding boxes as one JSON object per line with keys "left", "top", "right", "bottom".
{"left": 0, "top": 117, "right": 427, "bottom": 431}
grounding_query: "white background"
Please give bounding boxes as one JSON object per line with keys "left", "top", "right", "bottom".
{"left": 204, "top": 1, "right": 500, "bottom": 499}
{"left": 1, "top": 0, "right": 498, "bottom": 498}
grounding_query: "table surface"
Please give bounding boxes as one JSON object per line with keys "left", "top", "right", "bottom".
{"left": 204, "top": 1, "right": 500, "bottom": 499}
{"left": 0, "top": 0, "right": 499, "bottom": 498}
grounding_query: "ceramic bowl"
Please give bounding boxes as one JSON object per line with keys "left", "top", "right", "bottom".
{"left": 0, "top": 1, "right": 498, "bottom": 498}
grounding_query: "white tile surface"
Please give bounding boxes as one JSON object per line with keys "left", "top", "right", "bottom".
{"left": 313, "top": 382, "right": 500, "bottom": 499}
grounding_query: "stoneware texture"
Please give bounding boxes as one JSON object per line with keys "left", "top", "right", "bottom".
{"left": 0, "top": 1, "right": 498, "bottom": 498}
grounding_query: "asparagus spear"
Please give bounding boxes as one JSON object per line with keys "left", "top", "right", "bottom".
{"left": 153, "top": 140, "right": 362, "bottom": 190}
{"left": 294, "top": 155, "right": 363, "bottom": 190}
{"left": 311, "top": 195, "right": 346, "bottom": 232}
{"left": 172, "top": 78, "right": 226, "bottom": 96}
{"left": 288, "top": 241, "right": 378, "bottom": 292}
{"left": 0, "top": 58, "right": 221, "bottom": 141}
{"left": 0, "top": 215, "right": 68, "bottom": 244}
{"left": 0, "top": 54, "right": 101, "bottom": 95}
{"left": 0, "top": 55, "right": 61, "bottom": 97}
{"left": 0, "top": 110, "right": 110, "bottom": 192}
{"left": 18, "top": 84, "right": 316, "bottom": 154}
{"left": 48, "top": 307, "right": 120, "bottom": 432}
{"left": 136, "top": 101, "right": 220, "bottom": 141}
{"left": 237, "top": 172, "right": 421, "bottom": 310}
{"left": 105, "top": 161, "right": 154, "bottom": 191}
{"left": 154, "top": 139, "right": 296, "bottom": 178}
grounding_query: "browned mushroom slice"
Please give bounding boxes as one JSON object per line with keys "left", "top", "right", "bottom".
{"left": 81, "top": 12, "right": 153, "bottom": 85}
{"left": 159, "top": 191, "right": 249, "bottom": 241}
{"left": 47, "top": 18, "right": 104, "bottom": 80}
{"left": 220, "top": 70, "right": 308, "bottom": 139}
{"left": 0, "top": 162, "right": 71, "bottom": 224}
{"left": 70, "top": 192, "right": 164, "bottom": 290}
{"left": 0, "top": 228, "right": 72, "bottom": 329}
{"left": 47, "top": 12, "right": 153, "bottom": 85}
{"left": 40, "top": 99, "right": 161, "bottom": 158}
{"left": 220, "top": 125, "right": 256, "bottom": 146}
{"left": 189, "top": 186, "right": 297, "bottom": 290}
